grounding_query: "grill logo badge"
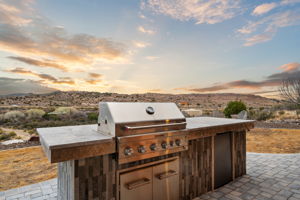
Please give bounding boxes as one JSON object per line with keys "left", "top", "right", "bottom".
{"left": 146, "top": 106, "right": 155, "bottom": 115}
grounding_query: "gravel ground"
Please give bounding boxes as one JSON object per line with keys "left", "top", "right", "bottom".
{"left": 0, "top": 141, "right": 40, "bottom": 151}
{"left": 255, "top": 121, "right": 300, "bottom": 129}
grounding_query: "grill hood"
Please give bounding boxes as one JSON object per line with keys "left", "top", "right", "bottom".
{"left": 97, "top": 102, "right": 185, "bottom": 136}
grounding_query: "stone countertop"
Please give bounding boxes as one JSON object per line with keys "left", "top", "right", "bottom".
{"left": 186, "top": 117, "right": 255, "bottom": 130}
{"left": 37, "top": 124, "right": 113, "bottom": 150}
{"left": 37, "top": 117, "right": 254, "bottom": 163}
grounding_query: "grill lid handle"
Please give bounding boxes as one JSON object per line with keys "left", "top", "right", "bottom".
{"left": 124, "top": 122, "right": 186, "bottom": 130}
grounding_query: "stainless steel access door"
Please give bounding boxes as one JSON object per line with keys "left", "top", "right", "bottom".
{"left": 120, "top": 158, "right": 179, "bottom": 200}
{"left": 153, "top": 159, "right": 179, "bottom": 200}
{"left": 120, "top": 167, "right": 153, "bottom": 200}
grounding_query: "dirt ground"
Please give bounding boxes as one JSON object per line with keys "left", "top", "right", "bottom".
{"left": 0, "top": 146, "right": 56, "bottom": 191}
{"left": 0, "top": 127, "right": 31, "bottom": 140}
{"left": 247, "top": 128, "right": 300, "bottom": 153}
{"left": 0, "top": 128, "right": 300, "bottom": 191}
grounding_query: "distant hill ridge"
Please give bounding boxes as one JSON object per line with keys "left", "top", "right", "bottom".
{"left": 0, "top": 91, "right": 279, "bottom": 109}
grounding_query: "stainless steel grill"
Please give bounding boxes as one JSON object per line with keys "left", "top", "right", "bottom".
{"left": 97, "top": 102, "right": 188, "bottom": 164}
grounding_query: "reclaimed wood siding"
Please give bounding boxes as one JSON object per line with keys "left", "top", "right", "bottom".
{"left": 58, "top": 160, "right": 75, "bottom": 200}
{"left": 74, "top": 154, "right": 116, "bottom": 200}
{"left": 233, "top": 131, "right": 246, "bottom": 178}
{"left": 179, "top": 137, "right": 213, "bottom": 200}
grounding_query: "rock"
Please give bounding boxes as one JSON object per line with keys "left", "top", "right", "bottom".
{"left": 1, "top": 139, "right": 24, "bottom": 145}
{"left": 29, "top": 136, "right": 40, "bottom": 142}
{"left": 237, "top": 110, "right": 248, "bottom": 119}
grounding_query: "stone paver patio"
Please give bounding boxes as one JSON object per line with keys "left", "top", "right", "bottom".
{"left": 1, "top": 153, "right": 300, "bottom": 200}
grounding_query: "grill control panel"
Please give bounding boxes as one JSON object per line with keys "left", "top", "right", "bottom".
{"left": 118, "top": 132, "right": 188, "bottom": 164}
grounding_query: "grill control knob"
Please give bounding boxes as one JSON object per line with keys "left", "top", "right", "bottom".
{"left": 161, "top": 141, "right": 167, "bottom": 149}
{"left": 150, "top": 143, "right": 157, "bottom": 151}
{"left": 124, "top": 147, "right": 133, "bottom": 156}
{"left": 138, "top": 145, "right": 146, "bottom": 153}
{"left": 169, "top": 140, "right": 174, "bottom": 147}
{"left": 175, "top": 139, "right": 181, "bottom": 146}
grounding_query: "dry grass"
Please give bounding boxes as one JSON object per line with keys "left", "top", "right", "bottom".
{"left": 0, "top": 128, "right": 299, "bottom": 191}
{"left": 0, "top": 146, "right": 56, "bottom": 191}
{"left": 247, "top": 128, "right": 300, "bottom": 153}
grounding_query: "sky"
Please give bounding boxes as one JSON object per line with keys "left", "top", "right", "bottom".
{"left": 0, "top": 0, "right": 300, "bottom": 97}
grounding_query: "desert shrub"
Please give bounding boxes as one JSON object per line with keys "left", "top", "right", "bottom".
{"left": 52, "top": 107, "right": 79, "bottom": 116}
{"left": 71, "top": 111, "right": 87, "bottom": 119}
{"left": 259, "top": 107, "right": 264, "bottom": 111}
{"left": 249, "top": 110, "right": 275, "bottom": 121}
{"left": 296, "top": 110, "right": 300, "bottom": 118}
{"left": 4, "top": 111, "right": 25, "bottom": 121}
{"left": 0, "top": 130, "right": 17, "bottom": 141}
{"left": 43, "top": 113, "right": 60, "bottom": 120}
{"left": 88, "top": 112, "right": 98, "bottom": 121}
{"left": 27, "top": 129, "right": 37, "bottom": 135}
{"left": 8, "top": 131, "right": 16, "bottom": 137}
{"left": 278, "top": 110, "right": 285, "bottom": 115}
{"left": 26, "top": 109, "right": 46, "bottom": 119}
{"left": 0, "top": 114, "right": 4, "bottom": 122}
{"left": 223, "top": 101, "right": 247, "bottom": 118}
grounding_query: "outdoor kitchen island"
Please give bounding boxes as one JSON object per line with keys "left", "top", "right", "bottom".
{"left": 37, "top": 103, "right": 254, "bottom": 200}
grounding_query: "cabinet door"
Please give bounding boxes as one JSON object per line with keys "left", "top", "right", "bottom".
{"left": 153, "top": 159, "right": 179, "bottom": 200}
{"left": 214, "top": 132, "right": 232, "bottom": 188}
{"left": 120, "top": 167, "right": 153, "bottom": 200}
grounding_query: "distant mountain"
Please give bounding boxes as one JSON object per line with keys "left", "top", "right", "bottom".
{"left": 0, "top": 93, "right": 35, "bottom": 97}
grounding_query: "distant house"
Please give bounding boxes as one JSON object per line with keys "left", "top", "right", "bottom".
{"left": 183, "top": 108, "right": 202, "bottom": 117}
{"left": 179, "top": 102, "right": 189, "bottom": 106}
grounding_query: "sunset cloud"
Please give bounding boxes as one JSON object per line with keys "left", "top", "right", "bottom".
{"left": 133, "top": 41, "right": 151, "bottom": 48}
{"left": 0, "top": 77, "right": 57, "bottom": 95}
{"left": 0, "top": 0, "right": 33, "bottom": 26}
{"left": 5, "top": 68, "right": 75, "bottom": 85}
{"left": 281, "top": 0, "right": 300, "bottom": 5}
{"left": 252, "top": 3, "right": 277, "bottom": 16}
{"left": 142, "top": 0, "right": 240, "bottom": 24}
{"left": 8, "top": 56, "right": 68, "bottom": 71}
{"left": 145, "top": 56, "right": 159, "bottom": 60}
{"left": 85, "top": 79, "right": 103, "bottom": 85}
{"left": 89, "top": 73, "right": 103, "bottom": 78}
{"left": 238, "top": 6, "right": 300, "bottom": 46}
{"left": 137, "top": 26, "right": 155, "bottom": 35}
{"left": 0, "top": 0, "right": 127, "bottom": 72}
{"left": 176, "top": 62, "right": 300, "bottom": 93}
{"left": 279, "top": 62, "right": 300, "bottom": 72}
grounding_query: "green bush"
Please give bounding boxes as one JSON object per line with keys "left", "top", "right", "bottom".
{"left": 223, "top": 101, "right": 247, "bottom": 118}
{"left": 88, "top": 112, "right": 98, "bottom": 121}
{"left": 278, "top": 110, "right": 285, "bottom": 115}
